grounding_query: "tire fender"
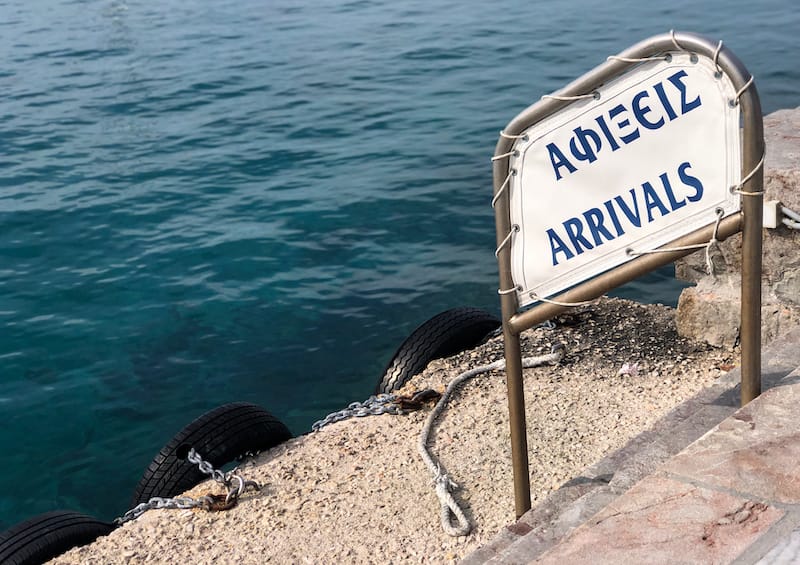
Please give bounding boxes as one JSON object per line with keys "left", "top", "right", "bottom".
{"left": 377, "top": 307, "right": 500, "bottom": 394}
{"left": 131, "top": 402, "right": 292, "bottom": 506}
{"left": 0, "top": 510, "right": 115, "bottom": 565}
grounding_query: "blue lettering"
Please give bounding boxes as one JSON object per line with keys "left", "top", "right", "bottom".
{"left": 583, "top": 208, "right": 615, "bottom": 245}
{"left": 546, "top": 228, "right": 574, "bottom": 266}
{"left": 542, "top": 163, "right": 707, "bottom": 266}
{"left": 595, "top": 115, "right": 620, "bottom": 151}
{"left": 660, "top": 171, "right": 687, "bottom": 211}
{"left": 569, "top": 126, "right": 602, "bottom": 163}
{"left": 642, "top": 181, "right": 670, "bottom": 222}
{"left": 667, "top": 70, "right": 701, "bottom": 114}
{"left": 613, "top": 189, "right": 642, "bottom": 228}
{"left": 653, "top": 81, "right": 678, "bottom": 121}
{"left": 632, "top": 91, "right": 664, "bottom": 130}
{"left": 608, "top": 104, "right": 640, "bottom": 144}
{"left": 563, "top": 217, "right": 594, "bottom": 255}
{"left": 679, "top": 161, "right": 704, "bottom": 202}
{"left": 539, "top": 75, "right": 703, "bottom": 177}
{"left": 546, "top": 142, "right": 577, "bottom": 181}
{"left": 603, "top": 199, "right": 625, "bottom": 237}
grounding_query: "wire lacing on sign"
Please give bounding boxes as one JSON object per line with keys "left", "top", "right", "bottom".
{"left": 732, "top": 153, "right": 766, "bottom": 196}
{"left": 670, "top": 28, "right": 690, "bottom": 52}
{"left": 494, "top": 224, "right": 519, "bottom": 258}
{"left": 712, "top": 40, "right": 724, "bottom": 73}
{"left": 668, "top": 31, "right": 755, "bottom": 108}
{"left": 492, "top": 140, "right": 522, "bottom": 296}
{"left": 497, "top": 285, "right": 520, "bottom": 296}
{"left": 626, "top": 208, "right": 724, "bottom": 276}
{"left": 491, "top": 149, "right": 518, "bottom": 162}
{"left": 527, "top": 293, "right": 599, "bottom": 308}
{"left": 732, "top": 76, "right": 755, "bottom": 106}
{"left": 491, "top": 30, "right": 762, "bottom": 295}
{"left": 491, "top": 168, "right": 515, "bottom": 208}
{"left": 607, "top": 54, "right": 671, "bottom": 64}
{"left": 541, "top": 91, "right": 599, "bottom": 102}
{"left": 499, "top": 130, "right": 528, "bottom": 140}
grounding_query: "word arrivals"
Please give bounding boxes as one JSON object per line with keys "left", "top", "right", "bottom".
{"left": 545, "top": 161, "right": 704, "bottom": 266}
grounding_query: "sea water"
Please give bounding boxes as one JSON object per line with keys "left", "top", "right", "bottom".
{"left": 0, "top": 0, "right": 797, "bottom": 528}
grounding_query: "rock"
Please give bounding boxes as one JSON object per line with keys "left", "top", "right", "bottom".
{"left": 676, "top": 281, "right": 741, "bottom": 347}
{"left": 675, "top": 107, "right": 800, "bottom": 346}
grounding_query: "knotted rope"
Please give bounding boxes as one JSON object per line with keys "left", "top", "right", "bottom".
{"left": 418, "top": 345, "right": 565, "bottom": 536}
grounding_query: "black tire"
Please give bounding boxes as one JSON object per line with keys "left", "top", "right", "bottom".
{"left": 131, "top": 402, "right": 292, "bottom": 506}
{"left": 377, "top": 307, "right": 501, "bottom": 394}
{"left": 0, "top": 510, "right": 115, "bottom": 565}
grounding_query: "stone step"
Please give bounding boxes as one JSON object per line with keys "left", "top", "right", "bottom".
{"left": 462, "top": 325, "right": 800, "bottom": 565}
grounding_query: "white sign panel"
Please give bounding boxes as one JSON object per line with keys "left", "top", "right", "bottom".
{"left": 508, "top": 52, "right": 741, "bottom": 308}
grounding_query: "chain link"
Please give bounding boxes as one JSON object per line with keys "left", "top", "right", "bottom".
{"left": 114, "top": 448, "right": 260, "bottom": 526}
{"left": 311, "top": 393, "right": 401, "bottom": 431}
{"left": 115, "top": 496, "right": 205, "bottom": 525}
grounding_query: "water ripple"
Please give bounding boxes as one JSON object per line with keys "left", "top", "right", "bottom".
{"left": 0, "top": 0, "right": 796, "bottom": 529}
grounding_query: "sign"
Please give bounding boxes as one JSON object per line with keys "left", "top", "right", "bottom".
{"left": 507, "top": 52, "right": 741, "bottom": 307}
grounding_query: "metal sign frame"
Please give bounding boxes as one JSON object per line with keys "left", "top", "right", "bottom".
{"left": 492, "top": 31, "right": 764, "bottom": 518}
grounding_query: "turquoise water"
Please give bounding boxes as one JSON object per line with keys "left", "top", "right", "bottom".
{"left": 1, "top": 0, "right": 797, "bottom": 529}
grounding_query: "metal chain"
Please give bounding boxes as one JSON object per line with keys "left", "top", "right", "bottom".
{"left": 115, "top": 496, "right": 208, "bottom": 525}
{"left": 114, "top": 448, "right": 260, "bottom": 525}
{"left": 311, "top": 394, "right": 402, "bottom": 431}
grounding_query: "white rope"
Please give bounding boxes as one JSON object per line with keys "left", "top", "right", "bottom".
{"left": 495, "top": 224, "right": 519, "bottom": 258}
{"left": 627, "top": 208, "right": 724, "bottom": 275}
{"left": 731, "top": 75, "right": 754, "bottom": 106}
{"left": 731, "top": 153, "right": 766, "bottom": 195}
{"left": 492, "top": 170, "right": 514, "bottom": 208}
{"left": 669, "top": 29, "right": 690, "bottom": 52}
{"left": 628, "top": 241, "right": 707, "bottom": 254}
{"left": 418, "top": 346, "right": 566, "bottom": 536}
{"left": 703, "top": 209, "right": 725, "bottom": 275}
{"left": 712, "top": 40, "right": 723, "bottom": 73}
{"left": 499, "top": 131, "right": 528, "bottom": 140}
{"left": 492, "top": 150, "right": 518, "bottom": 162}
{"left": 497, "top": 285, "right": 521, "bottom": 296}
{"left": 541, "top": 92, "right": 598, "bottom": 102}
{"left": 528, "top": 293, "right": 599, "bottom": 307}
{"left": 607, "top": 55, "right": 669, "bottom": 64}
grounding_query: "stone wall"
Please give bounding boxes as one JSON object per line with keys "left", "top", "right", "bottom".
{"left": 675, "top": 107, "right": 800, "bottom": 347}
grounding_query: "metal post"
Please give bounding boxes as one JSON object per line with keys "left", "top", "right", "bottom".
{"left": 494, "top": 146, "right": 532, "bottom": 518}
{"left": 502, "top": 327, "right": 531, "bottom": 518}
{"left": 739, "top": 82, "right": 764, "bottom": 405}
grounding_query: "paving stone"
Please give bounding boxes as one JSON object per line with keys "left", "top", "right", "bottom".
{"left": 532, "top": 476, "right": 785, "bottom": 565}
{"left": 663, "top": 379, "right": 800, "bottom": 504}
{"left": 756, "top": 528, "right": 800, "bottom": 564}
